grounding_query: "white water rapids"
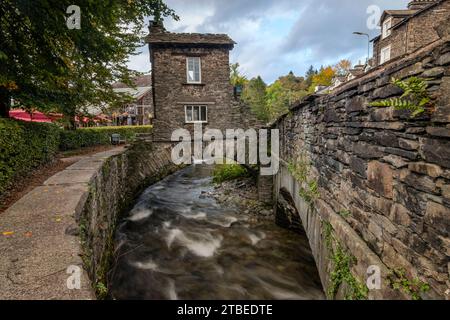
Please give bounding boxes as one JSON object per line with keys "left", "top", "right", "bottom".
{"left": 109, "top": 165, "right": 324, "bottom": 300}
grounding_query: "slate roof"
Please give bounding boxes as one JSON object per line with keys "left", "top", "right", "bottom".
{"left": 373, "top": 0, "right": 444, "bottom": 42}
{"left": 384, "top": 9, "right": 418, "bottom": 16}
{"left": 113, "top": 87, "right": 152, "bottom": 101}
{"left": 145, "top": 32, "right": 236, "bottom": 47}
{"left": 348, "top": 68, "right": 365, "bottom": 77}
{"left": 370, "top": 35, "right": 381, "bottom": 42}
{"left": 379, "top": 9, "right": 418, "bottom": 25}
{"left": 333, "top": 76, "right": 347, "bottom": 83}
{"left": 112, "top": 74, "right": 152, "bottom": 89}
{"left": 392, "top": 0, "right": 446, "bottom": 29}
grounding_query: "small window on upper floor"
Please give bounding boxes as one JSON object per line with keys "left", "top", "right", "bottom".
{"left": 382, "top": 17, "right": 393, "bottom": 39}
{"left": 380, "top": 45, "right": 391, "bottom": 65}
{"left": 186, "top": 57, "right": 201, "bottom": 83}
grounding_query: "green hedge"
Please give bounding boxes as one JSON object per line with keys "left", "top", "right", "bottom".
{"left": 59, "top": 125, "right": 152, "bottom": 151}
{"left": 0, "top": 119, "right": 60, "bottom": 196}
{"left": 0, "top": 121, "right": 152, "bottom": 198}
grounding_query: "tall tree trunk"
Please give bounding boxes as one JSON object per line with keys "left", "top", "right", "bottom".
{"left": 69, "top": 117, "right": 77, "bottom": 130}
{"left": 0, "top": 88, "right": 11, "bottom": 118}
{"left": 66, "top": 112, "right": 77, "bottom": 130}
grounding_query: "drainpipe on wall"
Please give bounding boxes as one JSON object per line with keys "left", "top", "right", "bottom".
{"left": 150, "top": 49, "right": 157, "bottom": 120}
{"left": 406, "top": 21, "right": 410, "bottom": 54}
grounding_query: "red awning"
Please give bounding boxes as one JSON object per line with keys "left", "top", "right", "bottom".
{"left": 9, "top": 109, "right": 54, "bottom": 123}
{"left": 75, "top": 114, "right": 112, "bottom": 123}
{"left": 9, "top": 109, "right": 109, "bottom": 124}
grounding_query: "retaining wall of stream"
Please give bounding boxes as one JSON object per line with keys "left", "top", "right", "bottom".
{"left": 77, "top": 142, "right": 180, "bottom": 298}
{"left": 273, "top": 37, "right": 450, "bottom": 300}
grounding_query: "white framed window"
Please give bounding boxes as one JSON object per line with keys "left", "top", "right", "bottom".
{"left": 185, "top": 105, "right": 207, "bottom": 123}
{"left": 380, "top": 45, "right": 391, "bottom": 64}
{"left": 186, "top": 57, "right": 201, "bottom": 83}
{"left": 382, "top": 17, "right": 392, "bottom": 39}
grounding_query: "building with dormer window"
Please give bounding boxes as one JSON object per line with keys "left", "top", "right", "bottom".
{"left": 111, "top": 74, "right": 153, "bottom": 126}
{"left": 372, "top": 0, "right": 450, "bottom": 66}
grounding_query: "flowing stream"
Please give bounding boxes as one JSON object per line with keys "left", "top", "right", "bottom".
{"left": 109, "top": 165, "right": 324, "bottom": 300}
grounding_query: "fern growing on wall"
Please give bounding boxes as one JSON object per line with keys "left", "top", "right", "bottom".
{"left": 370, "top": 77, "right": 432, "bottom": 118}
{"left": 288, "top": 153, "right": 320, "bottom": 206}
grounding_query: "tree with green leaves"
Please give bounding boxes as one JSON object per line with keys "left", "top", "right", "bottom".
{"left": 334, "top": 59, "right": 352, "bottom": 76}
{"left": 278, "top": 71, "right": 308, "bottom": 94}
{"left": 305, "top": 65, "right": 318, "bottom": 87}
{"left": 266, "top": 72, "right": 309, "bottom": 120}
{"left": 0, "top": 0, "right": 178, "bottom": 126}
{"left": 230, "top": 63, "right": 248, "bottom": 87}
{"left": 308, "top": 66, "right": 336, "bottom": 92}
{"left": 242, "top": 76, "right": 268, "bottom": 122}
{"left": 265, "top": 81, "right": 288, "bottom": 120}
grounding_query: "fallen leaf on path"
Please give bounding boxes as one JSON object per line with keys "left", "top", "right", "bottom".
{"left": 24, "top": 232, "right": 33, "bottom": 238}
{"left": 2, "top": 231, "right": 14, "bottom": 236}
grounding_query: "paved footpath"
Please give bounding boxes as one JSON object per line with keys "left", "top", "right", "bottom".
{"left": 0, "top": 147, "right": 125, "bottom": 300}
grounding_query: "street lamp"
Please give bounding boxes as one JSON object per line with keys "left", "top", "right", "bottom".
{"left": 353, "top": 32, "right": 370, "bottom": 64}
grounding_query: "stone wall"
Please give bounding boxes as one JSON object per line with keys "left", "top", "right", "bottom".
{"left": 273, "top": 38, "right": 450, "bottom": 299}
{"left": 407, "top": 1, "right": 450, "bottom": 53}
{"left": 78, "top": 143, "right": 181, "bottom": 297}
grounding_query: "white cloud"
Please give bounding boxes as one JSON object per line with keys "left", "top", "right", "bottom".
{"left": 128, "top": 0, "right": 409, "bottom": 83}
{"left": 127, "top": 48, "right": 150, "bottom": 73}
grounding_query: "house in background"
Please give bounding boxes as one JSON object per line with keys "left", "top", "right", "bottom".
{"left": 111, "top": 74, "right": 153, "bottom": 126}
{"left": 327, "top": 63, "right": 365, "bottom": 92}
{"left": 372, "top": 0, "right": 450, "bottom": 66}
{"left": 329, "top": 76, "right": 347, "bottom": 91}
{"left": 145, "top": 20, "right": 236, "bottom": 142}
{"left": 346, "top": 63, "right": 365, "bottom": 81}
{"left": 328, "top": 0, "right": 450, "bottom": 92}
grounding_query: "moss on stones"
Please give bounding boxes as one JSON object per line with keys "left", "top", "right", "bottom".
{"left": 322, "top": 221, "right": 369, "bottom": 300}
{"left": 288, "top": 154, "right": 320, "bottom": 206}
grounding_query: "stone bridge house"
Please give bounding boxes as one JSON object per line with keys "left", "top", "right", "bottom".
{"left": 145, "top": 21, "right": 260, "bottom": 143}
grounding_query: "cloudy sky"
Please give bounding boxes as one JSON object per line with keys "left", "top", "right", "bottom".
{"left": 128, "top": 0, "right": 408, "bottom": 84}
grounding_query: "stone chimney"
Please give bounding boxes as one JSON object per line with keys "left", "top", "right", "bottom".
{"left": 148, "top": 20, "right": 166, "bottom": 34}
{"left": 408, "top": 0, "right": 437, "bottom": 10}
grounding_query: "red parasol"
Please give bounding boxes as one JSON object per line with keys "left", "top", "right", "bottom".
{"left": 9, "top": 109, "right": 54, "bottom": 123}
